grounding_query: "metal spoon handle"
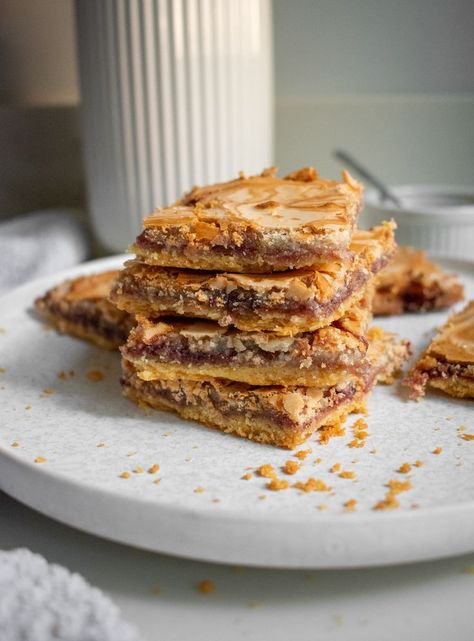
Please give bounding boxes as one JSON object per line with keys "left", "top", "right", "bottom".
{"left": 334, "top": 150, "right": 402, "bottom": 208}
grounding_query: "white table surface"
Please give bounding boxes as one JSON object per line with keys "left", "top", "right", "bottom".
{"left": 1, "top": 490, "right": 473, "bottom": 641}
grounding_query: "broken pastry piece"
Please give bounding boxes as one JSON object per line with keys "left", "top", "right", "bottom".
{"left": 121, "top": 329, "right": 410, "bottom": 448}
{"left": 373, "top": 246, "right": 464, "bottom": 315}
{"left": 121, "top": 292, "right": 373, "bottom": 387}
{"left": 111, "top": 222, "right": 395, "bottom": 335}
{"left": 404, "top": 301, "right": 474, "bottom": 399}
{"left": 35, "top": 271, "right": 135, "bottom": 349}
{"left": 131, "top": 167, "right": 363, "bottom": 272}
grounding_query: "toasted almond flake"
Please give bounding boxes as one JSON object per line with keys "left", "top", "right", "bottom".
{"left": 148, "top": 463, "right": 160, "bottom": 474}
{"left": 432, "top": 447, "right": 443, "bottom": 455}
{"left": 267, "top": 478, "right": 290, "bottom": 491}
{"left": 119, "top": 471, "right": 131, "bottom": 479}
{"left": 282, "top": 460, "right": 300, "bottom": 475}
{"left": 257, "top": 464, "right": 276, "bottom": 479}
{"left": 241, "top": 473, "right": 252, "bottom": 480}
{"left": 196, "top": 580, "right": 214, "bottom": 594}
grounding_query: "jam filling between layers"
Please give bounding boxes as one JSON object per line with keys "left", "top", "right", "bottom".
{"left": 121, "top": 371, "right": 359, "bottom": 432}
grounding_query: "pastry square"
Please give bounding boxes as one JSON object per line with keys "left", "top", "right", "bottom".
{"left": 111, "top": 222, "right": 395, "bottom": 335}
{"left": 121, "top": 329, "right": 410, "bottom": 448}
{"left": 131, "top": 167, "right": 363, "bottom": 272}
{"left": 121, "top": 291, "right": 373, "bottom": 387}
{"left": 373, "top": 246, "right": 464, "bottom": 315}
{"left": 35, "top": 271, "right": 135, "bottom": 350}
{"left": 403, "top": 301, "right": 474, "bottom": 399}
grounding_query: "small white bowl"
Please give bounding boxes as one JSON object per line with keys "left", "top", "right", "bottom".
{"left": 361, "top": 184, "right": 474, "bottom": 260}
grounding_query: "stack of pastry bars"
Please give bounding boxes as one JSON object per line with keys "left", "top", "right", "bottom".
{"left": 111, "top": 167, "right": 404, "bottom": 448}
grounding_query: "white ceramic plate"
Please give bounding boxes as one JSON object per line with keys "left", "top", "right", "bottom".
{"left": 0, "top": 255, "right": 473, "bottom": 569}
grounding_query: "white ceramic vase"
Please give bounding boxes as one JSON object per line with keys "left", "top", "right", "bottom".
{"left": 76, "top": 0, "right": 273, "bottom": 252}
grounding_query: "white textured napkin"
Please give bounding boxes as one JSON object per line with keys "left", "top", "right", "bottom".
{"left": 0, "top": 549, "right": 142, "bottom": 641}
{"left": 0, "top": 210, "right": 90, "bottom": 295}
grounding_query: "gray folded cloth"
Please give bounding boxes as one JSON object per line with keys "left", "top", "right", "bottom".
{"left": 0, "top": 210, "right": 90, "bottom": 295}
{"left": 0, "top": 549, "right": 142, "bottom": 641}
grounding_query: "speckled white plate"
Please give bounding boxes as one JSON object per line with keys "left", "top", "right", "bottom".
{"left": 0, "top": 255, "right": 473, "bottom": 569}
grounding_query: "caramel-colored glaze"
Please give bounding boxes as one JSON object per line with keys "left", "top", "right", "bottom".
{"left": 143, "top": 167, "right": 363, "bottom": 232}
{"left": 430, "top": 301, "right": 474, "bottom": 364}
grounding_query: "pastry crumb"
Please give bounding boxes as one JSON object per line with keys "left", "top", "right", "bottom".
{"left": 241, "top": 472, "right": 252, "bottom": 480}
{"left": 294, "top": 449, "right": 312, "bottom": 460}
{"left": 153, "top": 477, "right": 161, "bottom": 485}
{"left": 414, "top": 459, "right": 424, "bottom": 467}
{"left": 330, "top": 463, "right": 341, "bottom": 473}
{"left": 41, "top": 388, "right": 54, "bottom": 397}
{"left": 386, "top": 479, "right": 413, "bottom": 494}
{"left": 316, "top": 503, "right": 328, "bottom": 511}
{"left": 432, "top": 447, "right": 443, "bottom": 455}
{"left": 318, "top": 422, "right": 346, "bottom": 444}
{"left": 25, "top": 405, "right": 32, "bottom": 410}
{"left": 196, "top": 580, "right": 214, "bottom": 595}
{"left": 464, "top": 565, "right": 474, "bottom": 575}
{"left": 11, "top": 441, "right": 20, "bottom": 448}
{"left": 314, "top": 457, "right": 322, "bottom": 464}
{"left": 87, "top": 369, "right": 104, "bottom": 382}
{"left": 133, "top": 465, "right": 145, "bottom": 474}
{"left": 293, "top": 478, "right": 331, "bottom": 493}
{"left": 257, "top": 464, "right": 276, "bottom": 479}
{"left": 194, "top": 486, "right": 205, "bottom": 493}
{"left": 34, "top": 456, "right": 47, "bottom": 464}
{"left": 97, "top": 441, "right": 105, "bottom": 448}
{"left": 148, "top": 463, "right": 160, "bottom": 474}
{"left": 397, "top": 463, "right": 411, "bottom": 474}
{"left": 57, "top": 370, "right": 74, "bottom": 381}
{"left": 339, "top": 470, "right": 356, "bottom": 480}
{"left": 343, "top": 498, "right": 357, "bottom": 512}
{"left": 267, "top": 478, "right": 290, "bottom": 491}
{"left": 282, "top": 460, "right": 301, "bottom": 475}
{"left": 247, "top": 600, "right": 263, "bottom": 609}
{"left": 460, "top": 433, "right": 474, "bottom": 441}
{"left": 119, "top": 471, "right": 131, "bottom": 479}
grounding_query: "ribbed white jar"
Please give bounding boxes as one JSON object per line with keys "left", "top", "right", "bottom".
{"left": 76, "top": 0, "right": 273, "bottom": 252}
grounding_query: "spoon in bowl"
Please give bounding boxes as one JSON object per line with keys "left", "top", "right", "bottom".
{"left": 334, "top": 149, "right": 403, "bottom": 208}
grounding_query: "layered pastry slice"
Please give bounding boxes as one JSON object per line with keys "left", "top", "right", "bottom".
{"left": 403, "top": 301, "right": 474, "bottom": 399}
{"left": 373, "top": 246, "right": 464, "bottom": 315}
{"left": 131, "top": 166, "right": 363, "bottom": 272}
{"left": 121, "top": 291, "right": 372, "bottom": 387}
{"left": 111, "top": 222, "right": 395, "bottom": 335}
{"left": 121, "top": 329, "right": 410, "bottom": 449}
{"left": 35, "top": 271, "right": 135, "bottom": 349}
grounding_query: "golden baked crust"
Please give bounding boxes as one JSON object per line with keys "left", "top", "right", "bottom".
{"left": 121, "top": 292, "right": 373, "bottom": 386}
{"left": 112, "top": 222, "right": 395, "bottom": 335}
{"left": 373, "top": 246, "right": 464, "bottom": 315}
{"left": 35, "top": 271, "right": 135, "bottom": 350}
{"left": 403, "top": 301, "right": 474, "bottom": 399}
{"left": 131, "top": 167, "right": 363, "bottom": 272}
{"left": 121, "top": 328, "right": 410, "bottom": 448}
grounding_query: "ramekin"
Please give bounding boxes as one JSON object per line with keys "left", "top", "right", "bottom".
{"left": 361, "top": 184, "right": 474, "bottom": 260}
